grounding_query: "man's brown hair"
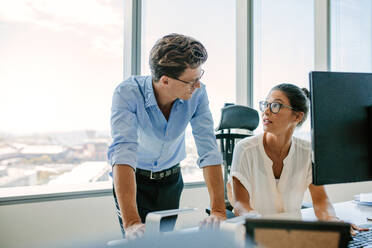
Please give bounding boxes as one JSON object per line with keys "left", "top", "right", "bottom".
{"left": 149, "top": 33, "right": 208, "bottom": 82}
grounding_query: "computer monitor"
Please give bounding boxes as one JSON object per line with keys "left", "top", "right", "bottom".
{"left": 310, "top": 71, "right": 372, "bottom": 185}
{"left": 245, "top": 218, "right": 351, "bottom": 248}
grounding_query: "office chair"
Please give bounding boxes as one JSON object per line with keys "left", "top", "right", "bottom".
{"left": 206, "top": 103, "right": 259, "bottom": 217}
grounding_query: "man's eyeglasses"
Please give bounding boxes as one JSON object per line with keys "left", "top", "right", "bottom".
{"left": 259, "top": 100, "right": 297, "bottom": 114}
{"left": 169, "top": 69, "right": 204, "bottom": 87}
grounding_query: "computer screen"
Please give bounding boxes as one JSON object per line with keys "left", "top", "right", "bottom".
{"left": 310, "top": 71, "right": 372, "bottom": 185}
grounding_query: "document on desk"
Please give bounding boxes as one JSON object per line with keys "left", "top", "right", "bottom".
{"left": 354, "top": 192, "right": 372, "bottom": 206}
{"left": 360, "top": 193, "right": 372, "bottom": 203}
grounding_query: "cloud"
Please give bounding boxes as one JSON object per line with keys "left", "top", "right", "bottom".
{"left": 0, "top": 0, "right": 122, "bottom": 29}
{"left": 0, "top": 0, "right": 123, "bottom": 57}
{"left": 91, "top": 35, "right": 123, "bottom": 58}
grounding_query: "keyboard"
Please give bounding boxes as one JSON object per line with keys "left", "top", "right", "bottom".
{"left": 348, "top": 229, "right": 372, "bottom": 248}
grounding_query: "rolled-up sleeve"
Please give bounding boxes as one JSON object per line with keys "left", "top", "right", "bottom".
{"left": 190, "top": 87, "right": 223, "bottom": 168}
{"left": 107, "top": 86, "right": 138, "bottom": 170}
{"left": 229, "top": 142, "right": 252, "bottom": 197}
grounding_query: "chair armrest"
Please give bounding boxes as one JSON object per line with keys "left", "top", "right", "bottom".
{"left": 301, "top": 202, "right": 313, "bottom": 209}
{"left": 205, "top": 206, "right": 235, "bottom": 219}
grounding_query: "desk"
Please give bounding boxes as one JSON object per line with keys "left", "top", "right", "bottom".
{"left": 263, "top": 201, "right": 372, "bottom": 226}
{"left": 301, "top": 201, "right": 372, "bottom": 225}
{"left": 108, "top": 202, "right": 372, "bottom": 247}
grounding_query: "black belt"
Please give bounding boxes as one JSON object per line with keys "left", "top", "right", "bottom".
{"left": 136, "top": 164, "right": 180, "bottom": 180}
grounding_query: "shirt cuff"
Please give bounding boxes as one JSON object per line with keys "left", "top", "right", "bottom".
{"left": 108, "top": 146, "right": 137, "bottom": 170}
{"left": 197, "top": 150, "right": 223, "bottom": 168}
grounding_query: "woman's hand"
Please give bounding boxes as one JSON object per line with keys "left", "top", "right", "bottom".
{"left": 350, "top": 223, "right": 370, "bottom": 236}
{"left": 324, "top": 216, "right": 370, "bottom": 236}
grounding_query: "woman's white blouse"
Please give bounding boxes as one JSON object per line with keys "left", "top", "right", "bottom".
{"left": 228, "top": 133, "right": 312, "bottom": 215}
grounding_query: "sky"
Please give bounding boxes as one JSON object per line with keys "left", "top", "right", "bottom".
{"left": 0, "top": 0, "right": 124, "bottom": 134}
{"left": 0, "top": 0, "right": 236, "bottom": 135}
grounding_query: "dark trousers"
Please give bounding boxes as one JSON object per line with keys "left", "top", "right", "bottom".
{"left": 113, "top": 170, "right": 184, "bottom": 238}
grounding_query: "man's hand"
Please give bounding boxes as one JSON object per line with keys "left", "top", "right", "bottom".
{"left": 114, "top": 165, "right": 143, "bottom": 237}
{"left": 199, "top": 212, "right": 227, "bottom": 229}
{"left": 125, "top": 223, "right": 146, "bottom": 240}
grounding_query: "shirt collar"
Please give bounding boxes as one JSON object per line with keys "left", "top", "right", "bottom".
{"left": 144, "top": 76, "right": 157, "bottom": 108}
{"left": 144, "top": 76, "right": 185, "bottom": 107}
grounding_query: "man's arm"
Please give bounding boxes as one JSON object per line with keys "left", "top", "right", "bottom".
{"left": 109, "top": 84, "right": 142, "bottom": 230}
{"left": 202, "top": 165, "right": 226, "bottom": 219}
{"left": 189, "top": 87, "right": 225, "bottom": 226}
{"left": 113, "top": 164, "right": 142, "bottom": 228}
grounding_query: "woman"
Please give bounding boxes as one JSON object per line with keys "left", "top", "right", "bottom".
{"left": 227, "top": 83, "right": 368, "bottom": 235}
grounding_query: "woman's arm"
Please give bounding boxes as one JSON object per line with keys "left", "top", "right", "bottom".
{"left": 231, "top": 176, "right": 254, "bottom": 216}
{"left": 309, "top": 184, "right": 369, "bottom": 235}
{"left": 309, "top": 184, "right": 337, "bottom": 221}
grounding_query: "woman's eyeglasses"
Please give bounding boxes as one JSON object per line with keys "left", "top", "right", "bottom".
{"left": 259, "top": 100, "right": 297, "bottom": 114}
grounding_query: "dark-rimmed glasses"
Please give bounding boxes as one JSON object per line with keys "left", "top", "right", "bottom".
{"left": 259, "top": 100, "right": 297, "bottom": 114}
{"left": 169, "top": 69, "right": 204, "bottom": 87}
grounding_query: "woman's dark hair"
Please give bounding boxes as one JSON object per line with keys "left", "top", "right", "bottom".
{"left": 271, "top": 83, "right": 310, "bottom": 126}
{"left": 149, "top": 33, "right": 208, "bottom": 82}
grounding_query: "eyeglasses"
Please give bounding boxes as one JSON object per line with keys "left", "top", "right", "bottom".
{"left": 259, "top": 100, "right": 297, "bottom": 114}
{"left": 169, "top": 69, "right": 204, "bottom": 87}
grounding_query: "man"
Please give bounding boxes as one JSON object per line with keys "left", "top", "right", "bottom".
{"left": 108, "top": 33, "right": 226, "bottom": 239}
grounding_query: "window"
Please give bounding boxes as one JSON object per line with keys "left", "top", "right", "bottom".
{"left": 0, "top": 0, "right": 123, "bottom": 188}
{"left": 253, "top": 0, "right": 314, "bottom": 138}
{"left": 331, "top": 0, "right": 372, "bottom": 72}
{"left": 141, "top": 0, "right": 236, "bottom": 182}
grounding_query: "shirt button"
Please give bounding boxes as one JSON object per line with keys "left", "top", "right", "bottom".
{"left": 154, "top": 161, "right": 158, "bottom": 166}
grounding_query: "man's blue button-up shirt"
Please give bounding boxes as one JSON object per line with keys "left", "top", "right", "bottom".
{"left": 107, "top": 75, "right": 223, "bottom": 172}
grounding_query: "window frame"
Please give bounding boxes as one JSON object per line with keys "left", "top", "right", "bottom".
{"left": 0, "top": 0, "right": 331, "bottom": 201}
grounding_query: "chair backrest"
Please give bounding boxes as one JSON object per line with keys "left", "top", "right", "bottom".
{"left": 215, "top": 104, "right": 259, "bottom": 206}
{"left": 216, "top": 104, "right": 259, "bottom": 132}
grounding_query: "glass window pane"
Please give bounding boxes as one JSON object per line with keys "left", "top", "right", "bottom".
{"left": 331, "top": 0, "right": 372, "bottom": 72}
{"left": 141, "top": 0, "right": 236, "bottom": 182}
{"left": 0, "top": 0, "right": 123, "bottom": 188}
{"left": 253, "top": 0, "right": 314, "bottom": 138}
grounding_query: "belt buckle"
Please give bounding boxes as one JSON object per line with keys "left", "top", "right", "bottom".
{"left": 150, "top": 171, "right": 155, "bottom": 180}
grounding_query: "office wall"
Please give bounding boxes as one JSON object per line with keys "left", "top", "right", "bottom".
{"left": 0, "top": 181, "right": 371, "bottom": 248}
{"left": 0, "top": 195, "right": 118, "bottom": 248}
{"left": 303, "top": 180, "right": 372, "bottom": 203}
{"left": 0, "top": 186, "right": 210, "bottom": 248}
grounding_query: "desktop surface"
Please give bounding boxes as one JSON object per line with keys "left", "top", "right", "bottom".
{"left": 106, "top": 201, "right": 372, "bottom": 248}
{"left": 301, "top": 201, "right": 372, "bottom": 225}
